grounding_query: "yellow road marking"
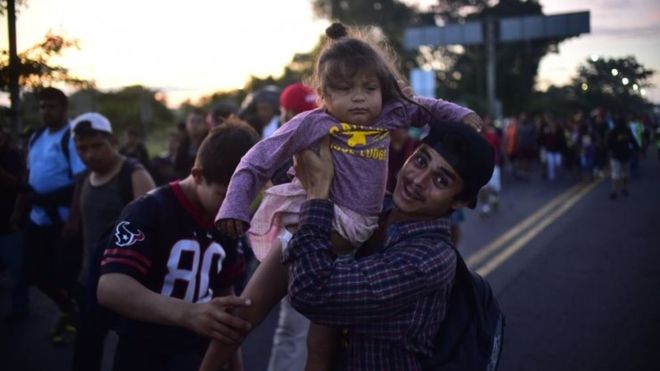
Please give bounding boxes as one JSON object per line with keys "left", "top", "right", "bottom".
{"left": 476, "top": 179, "right": 602, "bottom": 277}
{"left": 466, "top": 182, "right": 585, "bottom": 267}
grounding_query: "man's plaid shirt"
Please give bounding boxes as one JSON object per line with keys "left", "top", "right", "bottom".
{"left": 282, "top": 199, "right": 456, "bottom": 370}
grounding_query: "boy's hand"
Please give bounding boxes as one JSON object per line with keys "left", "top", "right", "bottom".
{"left": 462, "top": 112, "right": 484, "bottom": 132}
{"left": 184, "top": 296, "right": 253, "bottom": 344}
{"left": 218, "top": 219, "right": 247, "bottom": 237}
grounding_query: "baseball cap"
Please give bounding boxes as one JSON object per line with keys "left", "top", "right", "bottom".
{"left": 422, "top": 121, "right": 494, "bottom": 209}
{"left": 280, "top": 83, "right": 318, "bottom": 114}
{"left": 71, "top": 112, "right": 113, "bottom": 135}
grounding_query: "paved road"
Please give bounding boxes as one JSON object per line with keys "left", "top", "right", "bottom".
{"left": 1, "top": 155, "right": 658, "bottom": 370}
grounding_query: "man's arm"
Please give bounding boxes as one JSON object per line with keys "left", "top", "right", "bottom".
{"left": 131, "top": 167, "right": 156, "bottom": 199}
{"left": 283, "top": 200, "right": 455, "bottom": 326}
{"left": 61, "top": 173, "right": 83, "bottom": 239}
{"left": 97, "top": 273, "right": 252, "bottom": 344}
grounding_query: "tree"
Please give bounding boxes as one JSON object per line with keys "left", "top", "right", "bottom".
{"left": 572, "top": 56, "right": 654, "bottom": 115}
{"left": 0, "top": 0, "right": 27, "bottom": 15}
{"left": 423, "top": 0, "right": 566, "bottom": 116}
{"left": 0, "top": 31, "right": 93, "bottom": 91}
{"left": 311, "top": 0, "right": 420, "bottom": 72}
{"left": 70, "top": 86, "right": 174, "bottom": 135}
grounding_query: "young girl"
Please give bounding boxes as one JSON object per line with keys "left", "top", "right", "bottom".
{"left": 201, "top": 22, "right": 481, "bottom": 371}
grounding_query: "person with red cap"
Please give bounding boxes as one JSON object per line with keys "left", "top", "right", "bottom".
{"left": 279, "top": 83, "right": 318, "bottom": 122}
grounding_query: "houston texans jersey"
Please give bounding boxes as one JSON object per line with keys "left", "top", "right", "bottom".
{"left": 100, "top": 181, "right": 245, "bottom": 349}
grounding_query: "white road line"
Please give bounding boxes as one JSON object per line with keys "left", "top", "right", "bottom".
{"left": 467, "top": 182, "right": 585, "bottom": 267}
{"left": 476, "top": 179, "right": 601, "bottom": 277}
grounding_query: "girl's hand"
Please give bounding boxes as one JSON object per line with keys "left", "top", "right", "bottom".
{"left": 218, "top": 219, "right": 248, "bottom": 237}
{"left": 294, "top": 136, "right": 334, "bottom": 200}
{"left": 462, "top": 112, "right": 484, "bottom": 132}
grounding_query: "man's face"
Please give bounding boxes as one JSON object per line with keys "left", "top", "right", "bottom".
{"left": 186, "top": 113, "right": 208, "bottom": 138}
{"left": 74, "top": 134, "right": 116, "bottom": 172}
{"left": 256, "top": 102, "right": 276, "bottom": 124}
{"left": 322, "top": 70, "right": 382, "bottom": 126}
{"left": 39, "top": 99, "right": 67, "bottom": 128}
{"left": 393, "top": 144, "right": 466, "bottom": 220}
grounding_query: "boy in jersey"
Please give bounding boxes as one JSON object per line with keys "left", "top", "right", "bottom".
{"left": 97, "top": 117, "right": 259, "bottom": 371}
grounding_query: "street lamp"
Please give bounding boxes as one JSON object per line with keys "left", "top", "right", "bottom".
{"left": 611, "top": 68, "right": 619, "bottom": 76}
{"left": 622, "top": 77, "right": 629, "bottom": 86}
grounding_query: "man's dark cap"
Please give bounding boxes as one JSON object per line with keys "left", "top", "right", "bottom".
{"left": 422, "top": 121, "right": 494, "bottom": 209}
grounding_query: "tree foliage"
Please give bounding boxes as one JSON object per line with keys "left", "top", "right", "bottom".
{"left": 0, "top": 0, "right": 28, "bottom": 16}
{"left": 0, "top": 32, "right": 93, "bottom": 91}
{"left": 306, "top": 0, "right": 567, "bottom": 116}
{"left": 571, "top": 56, "right": 654, "bottom": 115}
{"left": 422, "top": 0, "right": 564, "bottom": 116}
{"left": 311, "top": 0, "right": 420, "bottom": 72}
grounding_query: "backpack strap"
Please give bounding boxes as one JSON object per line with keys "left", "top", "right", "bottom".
{"left": 61, "top": 128, "right": 72, "bottom": 178}
{"left": 28, "top": 127, "right": 46, "bottom": 150}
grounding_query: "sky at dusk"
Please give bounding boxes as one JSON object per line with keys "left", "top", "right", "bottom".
{"left": 1, "top": 0, "right": 659, "bottom": 107}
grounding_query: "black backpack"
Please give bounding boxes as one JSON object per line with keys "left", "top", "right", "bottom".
{"left": 421, "top": 244, "right": 505, "bottom": 371}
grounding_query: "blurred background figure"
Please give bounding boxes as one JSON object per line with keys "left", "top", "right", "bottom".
{"left": 239, "top": 85, "right": 281, "bottom": 138}
{"left": 607, "top": 117, "right": 638, "bottom": 200}
{"left": 514, "top": 112, "right": 538, "bottom": 180}
{"left": 12, "top": 87, "right": 86, "bottom": 344}
{"left": 151, "top": 130, "right": 182, "bottom": 185}
{"left": 206, "top": 101, "right": 239, "bottom": 128}
{"left": 479, "top": 115, "right": 503, "bottom": 216}
{"left": 628, "top": 113, "right": 644, "bottom": 178}
{"left": 538, "top": 114, "right": 566, "bottom": 182}
{"left": 0, "top": 127, "right": 29, "bottom": 322}
{"left": 174, "top": 109, "right": 208, "bottom": 180}
{"left": 119, "top": 125, "right": 151, "bottom": 173}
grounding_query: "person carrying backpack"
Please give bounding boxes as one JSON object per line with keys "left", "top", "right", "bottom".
{"left": 199, "top": 119, "right": 501, "bottom": 371}
{"left": 10, "top": 87, "right": 86, "bottom": 343}
{"left": 284, "top": 120, "right": 502, "bottom": 370}
{"left": 68, "top": 112, "right": 155, "bottom": 371}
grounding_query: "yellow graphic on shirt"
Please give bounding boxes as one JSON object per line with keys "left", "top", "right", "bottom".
{"left": 328, "top": 123, "right": 389, "bottom": 160}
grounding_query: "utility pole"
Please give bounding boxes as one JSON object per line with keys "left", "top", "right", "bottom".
{"left": 485, "top": 16, "right": 497, "bottom": 118}
{"left": 405, "top": 11, "right": 590, "bottom": 118}
{"left": 7, "top": 0, "right": 22, "bottom": 143}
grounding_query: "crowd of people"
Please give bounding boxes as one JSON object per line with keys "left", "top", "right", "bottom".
{"left": 481, "top": 107, "right": 657, "bottom": 209}
{"left": 0, "top": 21, "right": 658, "bottom": 371}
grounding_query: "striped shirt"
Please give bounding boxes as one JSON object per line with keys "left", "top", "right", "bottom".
{"left": 283, "top": 199, "right": 456, "bottom": 370}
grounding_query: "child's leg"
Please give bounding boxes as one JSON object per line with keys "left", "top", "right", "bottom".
{"left": 305, "top": 323, "right": 341, "bottom": 371}
{"left": 330, "top": 231, "right": 353, "bottom": 256}
{"left": 199, "top": 241, "right": 289, "bottom": 371}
